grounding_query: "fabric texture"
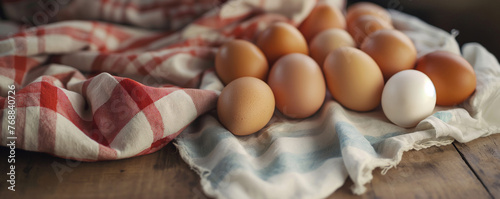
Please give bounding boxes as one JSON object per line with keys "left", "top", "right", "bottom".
{"left": 0, "top": 0, "right": 341, "bottom": 160}
{"left": 1, "top": 0, "right": 499, "bottom": 198}
{"left": 175, "top": 8, "right": 500, "bottom": 199}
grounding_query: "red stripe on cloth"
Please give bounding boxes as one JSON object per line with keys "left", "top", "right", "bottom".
{"left": 90, "top": 54, "right": 108, "bottom": 72}
{"left": 36, "top": 27, "right": 46, "bottom": 54}
{"left": 51, "top": 71, "right": 86, "bottom": 85}
{"left": 135, "top": 47, "right": 213, "bottom": 78}
{"left": 8, "top": 25, "right": 119, "bottom": 55}
{"left": 184, "top": 89, "right": 218, "bottom": 115}
{"left": 0, "top": 56, "right": 37, "bottom": 85}
{"left": 13, "top": 56, "right": 26, "bottom": 84}
{"left": 167, "top": 37, "right": 218, "bottom": 49}
{"left": 114, "top": 33, "right": 171, "bottom": 53}
{"left": 16, "top": 84, "right": 42, "bottom": 107}
{"left": 38, "top": 79, "right": 58, "bottom": 154}
{"left": 13, "top": 31, "right": 27, "bottom": 55}
{"left": 119, "top": 78, "right": 154, "bottom": 110}
{"left": 106, "top": 25, "right": 133, "bottom": 43}
{"left": 104, "top": 55, "right": 121, "bottom": 74}
{"left": 55, "top": 89, "right": 93, "bottom": 133}
{"left": 120, "top": 78, "right": 164, "bottom": 141}
{"left": 137, "top": 53, "right": 163, "bottom": 76}
{"left": 92, "top": 81, "right": 141, "bottom": 145}
{"left": 225, "top": 22, "right": 260, "bottom": 40}
{"left": 90, "top": 22, "right": 109, "bottom": 52}
{"left": 134, "top": 125, "right": 185, "bottom": 157}
{"left": 143, "top": 86, "right": 177, "bottom": 102}
{"left": 126, "top": 54, "right": 138, "bottom": 63}
{"left": 43, "top": 26, "right": 110, "bottom": 48}
{"left": 111, "top": 54, "right": 138, "bottom": 74}
{"left": 97, "top": 144, "right": 117, "bottom": 160}
{"left": 90, "top": 121, "right": 109, "bottom": 146}
{"left": 15, "top": 56, "right": 40, "bottom": 84}
{"left": 39, "top": 80, "right": 58, "bottom": 111}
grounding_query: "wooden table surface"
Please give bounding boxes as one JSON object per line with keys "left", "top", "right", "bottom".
{"left": 0, "top": 0, "right": 498, "bottom": 198}
{"left": 1, "top": 133, "right": 499, "bottom": 199}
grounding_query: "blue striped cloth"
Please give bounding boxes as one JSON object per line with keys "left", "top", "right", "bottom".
{"left": 175, "top": 11, "right": 500, "bottom": 199}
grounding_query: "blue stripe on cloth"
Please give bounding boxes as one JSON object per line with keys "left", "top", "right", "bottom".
{"left": 181, "top": 117, "right": 334, "bottom": 158}
{"left": 433, "top": 111, "right": 452, "bottom": 123}
{"left": 180, "top": 126, "right": 235, "bottom": 158}
{"left": 206, "top": 143, "right": 342, "bottom": 188}
{"left": 365, "top": 132, "right": 405, "bottom": 146}
{"left": 336, "top": 121, "right": 378, "bottom": 156}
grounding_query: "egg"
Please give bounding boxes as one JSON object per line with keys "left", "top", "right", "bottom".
{"left": 415, "top": 51, "right": 477, "bottom": 106}
{"left": 299, "top": 3, "right": 346, "bottom": 43}
{"left": 382, "top": 70, "right": 436, "bottom": 128}
{"left": 346, "top": 2, "right": 392, "bottom": 26}
{"left": 347, "top": 15, "right": 393, "bottom": 46}
{"left": 215, "top": 39, "right": 269, "bottom": 85}
{"left": 361, "top": 29, "right": 417, "bottom": 80}
{"left": 257, "top": 22, "right": 308, "bottom": 64}
{"left": 268, "top": 53, "right": 326, "bottom": 118}
{"left": 324, "top": 47, "right": 384, "bottom": 111}
{"left": 309, "top": 28, "right": 356, "bottom": 68}
{"left": 217, "top": 77, "right": 275, "bottom": 136}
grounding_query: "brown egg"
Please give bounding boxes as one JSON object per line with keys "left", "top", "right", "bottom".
{"left": 268, "top": 53, "right": 326, "bottom": 118}
{"left": 257, "top": 22, "right": 308, "bottom": 65}
{"left": 361, "top": 29, "right": 417, "bottom": 80}
{"left": 299, "top": 3, "right": 346, "bottom": 43}
{"left": 346, "top": 2, "right": 392, "bottom": 25}
{"left": 309, "top": 28, "right": 355, "bottom": 68}
{"left": 217, "top": 77, "right": 275, "bottom": 136}
{"left": 324, "top": 47, "right": 384, "bottom": 111}
{"left": 415, "top": 51, "right": 476, "bottom": 106}
{"left": 215, "top": 39, "right": 269, "bottom": 85}
{"left": 347, "top": 15, "right": 393, "bottom": 46}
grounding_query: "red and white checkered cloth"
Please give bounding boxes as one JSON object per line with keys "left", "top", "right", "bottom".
{"left": 0, "top": 0, "right": 344, "bottom": 161}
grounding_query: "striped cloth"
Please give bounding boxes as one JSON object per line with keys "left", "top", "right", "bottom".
{"left": 1, "top": 0, "right": 499, "bottom": 198}
{"left": 0, "top": 0, "right": 342, "bottom": 160}
{"left": 175, "top": 10, "right": 500, "bottom": 199}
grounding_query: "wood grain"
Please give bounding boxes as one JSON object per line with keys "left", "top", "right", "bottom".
{"left": 329, "top": 144, "right": 491, "bottom": 199}
{"left": 0, "top": 143, "right": 210, "bottom": 199}
{"left": 454, "top": 133, "right": 500, "bottom": 198}
{"left": 1, "top": 135, "right": 499, "bottom": 199}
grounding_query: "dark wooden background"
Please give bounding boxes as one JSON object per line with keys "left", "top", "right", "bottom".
{"left": 349, "top": 0, "right": 500, "bottom": 60}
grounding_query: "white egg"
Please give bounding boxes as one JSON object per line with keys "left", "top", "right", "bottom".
{"left": 381, "top": 70, "right": 436, "bottom": 128}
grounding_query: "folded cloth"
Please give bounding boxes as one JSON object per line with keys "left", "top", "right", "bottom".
{"left": 175, "top": 9, "right": 500, "bottom": 199}
{"left": 0, "top": 0, "right": 340, "bottom": 159}
{"left": 1, "top": 0, "right": 222, "bottom": 30}
{"left": 1, "top": 0, "right": 499, "bottom": 198}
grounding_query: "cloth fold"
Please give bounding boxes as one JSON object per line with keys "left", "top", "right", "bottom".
{"left": 0, "top": 0, "right": 499, "bottom": 198}
{"left": 175, "top": 10, "right": 500, "bottom": 199}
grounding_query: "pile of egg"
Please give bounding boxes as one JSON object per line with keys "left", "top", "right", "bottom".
{"left": 216, "top": 2, "right": 477, "bottom": 136}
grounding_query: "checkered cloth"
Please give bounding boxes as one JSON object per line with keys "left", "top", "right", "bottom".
{"left": 2, "top": 1, "right": 499, "bottom": 198}
{"left": 0, "top": 0, "right": 343, "bottom": 160}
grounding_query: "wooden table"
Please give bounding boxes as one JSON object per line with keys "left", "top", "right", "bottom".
{"left": 1, "top": 133, "right": 499, "bottom": 198}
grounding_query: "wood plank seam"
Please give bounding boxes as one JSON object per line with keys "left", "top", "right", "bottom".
{"left": 452, "top": 142, "right": 494, "bottom": 198}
